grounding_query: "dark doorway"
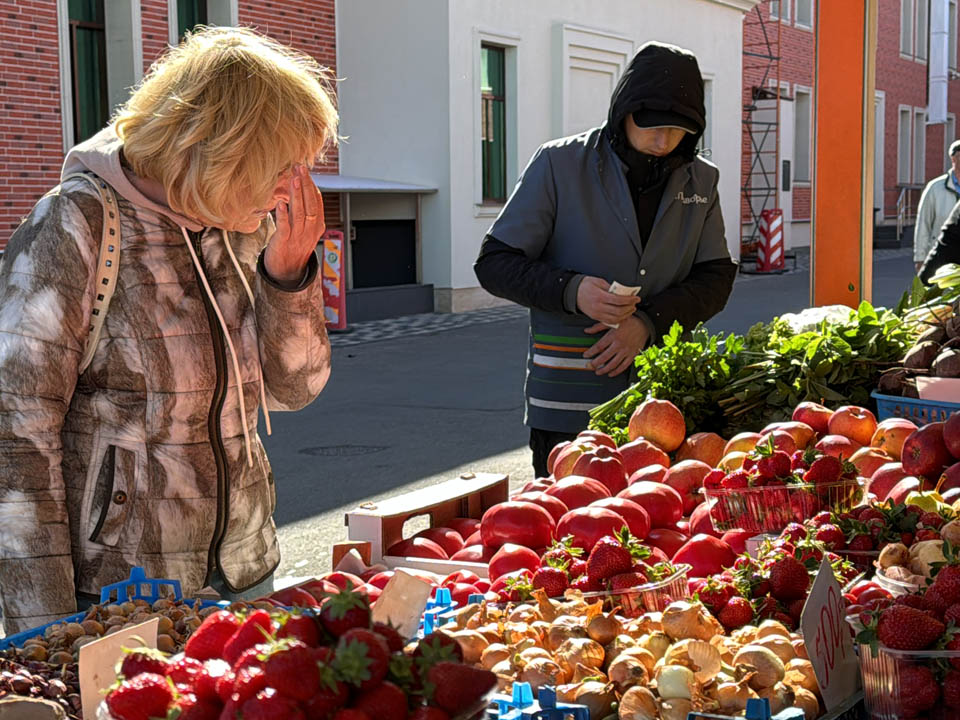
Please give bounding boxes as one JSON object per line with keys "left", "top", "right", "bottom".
{"left": 351, "top": 220, "right": 417, "bottom": 288}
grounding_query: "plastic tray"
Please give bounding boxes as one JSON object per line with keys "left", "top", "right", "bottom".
{"left": 872, "top": 566, "right": 923, "bottom": 596}
{"left": 872, "top": 390, "right": 960, "bottom": 424}
{"left": 857, "top": 641, "right": 960, "bottom": 720}
{"left": 704, "top": 479, "right": 864, "bottom": 534}
{"left": 578, "top": 563, "right": 691, "bottom": 617}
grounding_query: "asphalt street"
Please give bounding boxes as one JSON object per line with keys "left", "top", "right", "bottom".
{"left": 267, "top": 248, "right": 919, "bottom": 584}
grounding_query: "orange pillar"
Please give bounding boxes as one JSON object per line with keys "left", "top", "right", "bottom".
{"left": 811, "top": 0, "right": 878, "bottom": 307}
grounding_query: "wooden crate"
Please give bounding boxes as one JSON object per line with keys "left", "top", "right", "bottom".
{"left": 344, "top": 472, "right": 508, "bottom": 572}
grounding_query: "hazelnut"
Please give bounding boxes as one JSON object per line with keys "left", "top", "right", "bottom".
{"left": 156, "top": 635, "right": 176, "bottom": 653}
{"left": 81, "top": 620, "right": 104, "bottom": 636}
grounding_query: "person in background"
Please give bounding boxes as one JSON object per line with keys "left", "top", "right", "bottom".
{"left": 474, "top": 42, "right": 737, "bottom": 478}
{"left": 914, "top": 140, "right": 960, "bottom": 272}
{"left": 0, "top": 27, "right": 336, "bottom": 633}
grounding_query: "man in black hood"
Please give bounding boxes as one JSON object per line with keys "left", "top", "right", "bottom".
{"left": 475, "top": 42, "right": 737, "bottom": 477}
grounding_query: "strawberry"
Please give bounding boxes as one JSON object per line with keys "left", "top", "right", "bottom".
{"left": 373, "top": 621, "right": 405, "bottom": 653}
{"left": 320, "top": 586, "right": 372, "bottom": 637}
{"left": 240, "top": 688, "right": 306, "bottom": 720}
{"left": 424, "top": 662, "right": 497, "bottom": 714}
{"left": 877, "top": 605, "right": 946, "bottom": 650}
{"left": 567, "top": 559, "right": 587, "bottom": 579}
{"left": 946, "top": 634, "right": 960, "bottom": 671}
{"left": 810, "top": 511, "right": 833, "bottom": 527}
{"left": 896, "top": 594, "right": 926, "bottom": 610}
{"left": 608, "top": 571, "right": 648, "bottom": 591}
{"left": 353, "top": 681, "right": 408, "bottom": 720}
{"left": 803, "top": 455, "right": 842, "bottom": 485}
{"left": 846, "top": 534, "right": 874, "bottom": 552}
{"left": 105, "top": 673, "right": 176, "bottom": 720}
{"left": 814, "top": 524, "right": 845, "bottom": 551}
{"left": 697, "top": 579, "right": 734, "bottom": 614}
{"left": 721, "top": 470, "right": 750, "bottom": 489}
{"left": 232, "top": 643, "right": 269, "bottom": 673}
{"left": 171, "top": 693, "right": 221, "bottom": 720}
{"left": 409, "top": 708, "right": 451, "bottom": 720}
{"left": 787, "top": 598, "right": 806, "bottom": 624}
{"left": 920, "top": 512, "right": 945, "bottom": 529}
{"left": 119, "top": 648, "right": 169, "bottom": 680}
{"left": 933, "top": 565, "right": 960, "bottom": 605}
{"left": 586, "top": 531, "right": 636, "bottom": 582}
{"left": 768, "top": 555, "right": 810, "bottom": 602}
{"left": 223, "top": 610, "right": 274, "bottom": 665}
{"left": 277, "top": 612, "right": 320, "bottom": 647}
{"left": 411, "top": 633, "right": 463, "bottom": 679}
{"left": 718, "top": 597, "right": 753, "bottom": 630}
{"left": 334, "top": 711, "right": 372, "bottom": 720}
{"left": 900, "top": 531, "right": 915, "bottom": 546}
{"left": 336, "top": 628, "right": 391, "bottom": 691}
{"left": 757, "top": 450, "right": 791, "bottom": 480}
{"left": 531, "top": 566, "right": 568, "bottom": 597}
{"left": 945, "top": 669, "right": 960, "bottom": 709}
{"left": 702, "top": 469, "right": 725, "bottom": 490}
{"left": 946, "top": 604, "right": 960, "bottom": 626}
{"left": 303, "top": 662, "right": 350, "bottom": 717}
{"left": 194, "top": 659, "right": 231, "bottom": 703}
{"left": 232, "top": 665, "right": 268, "bottom": 704}
{"left": 184, "top": 610, "right": 241, "bottom": 661}
{"left": 165, "top": 656, "right": 203, "bottom": 685}
{"left": 857, "top": 507, "right": 885, "bottom": 524}
{"left": 570, "top": 574, "right": 602, "bottom": 593}
{"left": 263, "top": 639, "right": 320, "bottom": 702}
{"left": 541, "top": 536, "right": 583, "bottom": 566}
{"left": 896, "top": 663, "right": 940, "bottom": 717}
{"left": 780, "top": 523, "right": 807, "bottom": 543}
{"left": 916, "top": 528, "right": 941, "bottom": 542}
{"left": 790, "top": 450, "right": 810, "bottom": 471}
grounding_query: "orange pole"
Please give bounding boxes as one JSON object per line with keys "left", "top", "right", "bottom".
{"left": 810, "top": 0, "right": 878, "bottom": 306}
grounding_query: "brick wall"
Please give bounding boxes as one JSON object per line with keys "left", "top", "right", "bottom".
{"left": 0, "top": 1, "right": 339, "bottom": 244}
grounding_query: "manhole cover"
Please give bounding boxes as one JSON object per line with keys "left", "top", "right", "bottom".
{"left": 298, "top": 445, "right": 388, "bottom": 457}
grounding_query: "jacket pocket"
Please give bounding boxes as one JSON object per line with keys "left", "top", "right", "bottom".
{"left": 87, "top": 445, "right": 141, "bottom": 547}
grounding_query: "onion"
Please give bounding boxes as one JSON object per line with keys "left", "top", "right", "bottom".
{"left": 607, "top": 653, "right": 648, "bottom": 692}
{"left": 717, "top": 679, "right": 756, "bottom": 713}
{"left": 793, "top": 687, "right": 820, "bottom": 720}
{"left": 574, "top": 681, "right": 616, "bottom": 717}
{"left": 626, "top": 612, "right": 663, "bottom": 637}
{"left": 448, "top": 629, "right": 488, "bottom": 664}
{"left": 755, "top": 634, "right": 796, "bottom": 664}
{"left": 491, "top": 658, "right": 513, "bottom": 676}
{"left": 519, "top": 646, "right": 553, "bottom": 663}
{"left": 518, "top": 657, "right": 564, "bottom": 694}
{"left": 547, "top": 616, "right": 587, "bottom": 651}
{"left": 556, "top": 637, "right": 605, "bottom": 676}
{"left": 656, "top": 664, "right": 695, "bottom": 700}
{"left": 758, "top": 682, "right": 795, "bottom": 714}
{"left": 503, "top": 622, "right": 540, "bottom": 644}
{"left": 509, "top": 604, "right": 539, "bottom": 623}
{"left": 605, "top": 634, "right": 638, "bottom": 664}
{"left": 731, "top": 624, "right": 759, "bottom": 645}
{"left": 474, "top": 623, "right": 502, "bottom": 643}
{"left": 619, "top": 646, "right": 657, "bottom": 676}
{"left": 587, "top": 610, "right": 622, "bottom": 646}
{"left": 756, "top": 619, "right": 791, "bottom": 640}
{"left": 660, "top": 698, "right": 693, "bottom": 720}
{"left": 792, "top": 637, "right": 808, "bottom": 660}
{"left": 662, "top": 601, "right": 724, "bottom": 641}
{"left": 555, "top": 683, "right": 580, "bottom": 703}
{"left": 481, "top": 643, "right": 510, "bottom": 670}
{"left": 573, "top": 662, "right": 607, "bottom": 683}
{"left": 618, "top": 686, "right": 659, "bottom": 720}
{"left": 663, "top": 639, "right": 722, "bottom": 682}
{"left": 733, "top": 645, "right": 785, "bottom": 690}
{"left": 640, "top": 631, "right": 672, "bottom": 660}
{"left": 784, "top": 658, "right": 820, "bottom": 697}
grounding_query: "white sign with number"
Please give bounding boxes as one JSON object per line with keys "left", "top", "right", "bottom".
{"left": 800, "top": 559, "right": 861, "bottom": 710}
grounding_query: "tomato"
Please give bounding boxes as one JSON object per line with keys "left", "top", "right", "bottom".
{"left": 386, "top": 537, "right": 449, "bottom": 560}
{"left": 845, "top": 603, "right": 863, "bottom": 617}
{"left": 367, "top": 571, "right": 395, "bottom": 590}
{"left": 556, "top": 507, "right": 629, "bottom": 551}
{"left": 720, "top": 530, "right": 753, "bottom": 556}
{"left": 414, "top": 527, "right": 465, "bottom": 556}
{"left": 645, "top": 527, "right": 689, "bottom": 558}
{"left": 447, "top": 517, "right": 480, "bottom": 539}
{"left": 442, "top": 570, "right": 482, "bottom": 588}
{"left": 488, "top": 543, "right": 541, "bottom": 581}
{"left": 512, "top": 491, "right": 570, "bottom": 523}
{"left": 447, "top": 582, "right": 481, "bottom": 607}
{"left": 364, "top": 584, "right": 381, "bottom": 605}
{"left": 617, "top": 481, "right": 684, "bottom": 528}
{"left": 520, "top": 478, "right": 555, "bottom": 493}
{"left": 849, "top": 581, "right": 881, "bottom": 600}
{"left": 449, "top": 544, "right": 497, "bottom": 563}
{"left": 489, "top": 569, "right": 532, "bottom": 601}
{"left": 480, "top": 501, "right": 556, "bottom": 549}
{"left": 671, "top": 534, "right": 737, "bottom": 578}
{"left": 319, "top": 572, "right": 365, "bottom": 591}
{"left": 856, "top": 587, "right": 891, "bottom": 605}
{"left": 545, "top": 476, "right": 611, "bottom": 509}
{"left": 589, "top": 497, "right": 651, "bottom": 540}
{"left": 474, "top": 579, "right": 491, "bottom": 593}
{"left": 269, "top": 586, "right": 320, "bottom": 607}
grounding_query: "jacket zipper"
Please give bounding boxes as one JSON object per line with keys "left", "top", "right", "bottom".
{"left": 191, "top": 232, "right": 231, "bottom": 586}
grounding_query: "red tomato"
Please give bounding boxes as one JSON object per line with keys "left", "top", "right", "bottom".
{"left": 671, "top": 534, "right": 737, "bottom": 578}
{"left": 414, "top": 527, "right": 465, "bottom": 556}
{"left": 489, "top": 569, "right": 532, "bottom": 601}
{"left": 512, "top": 491, "right": 570, "bottom": 523}
{"left": 447, "top": 517, "right": 480, "bottom": 539}
{"left": 521, "top": 478, "right": 555, "bottom": 493}
{"left": 720, "top": 530, "right": 753, "bottom": 556}
{"left": 856, "top": 587, "right": 891, "bottom": 605}
{"left": 556, "top": 507, "right": 629, "bottom": 551}
{"left": 480, "top": 501, "right": 556, "bottom": 549}
{"left": 644, "top": 527, "right": 689, "bottom": 558}
{"left": 298, "top": 579, "right": 340, "bottom": 601}
{"left": 386, "top": 537, "right": 449, "bottom": 560}
{"left": 269, "top": 586, "right": 320, "bottom": 608}
{"left": 450, "top": 544, "right": 497, "bottom": 563}
{"left": 588, "top": 497, "right": 651, "bottom": 540}
{"left": 463, "top": 530, "right": 483, "bottom": 546}
{"left": 849, "top": 581, "right": 881, "bottom": 600}
{"left": 364, "top": 584, "right": 382, "bottom": 605}
{"left": 488, "top": 543, "right": 541, "bottom": 581}
{"left": 442, "top": 570, "right": 482, "bottom": 588}
{"left": 544, "top": 476, "right": 611, "bottom": 509}
{"left": 845, "top": 603, "right": 864, "bottom": 616}
{"left": 676, "top": 521, "right": 690, "bottom": 535}
{"left": 319, "top": 572, "right": 365, "bottom": 591}
{"left": 474, "top": 579, "right": 491, "bottom": 592}
{"left": 447, "top": 582, "right": 481, "bottom": 606}
{"left": 367, "top": 571, "right": 395, "bottom": 590}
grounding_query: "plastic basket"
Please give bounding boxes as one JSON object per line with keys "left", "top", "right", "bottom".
{"left": 703, "top": 479, "right": 864, "bottom": 534}
{"left": 837, "top": 548, "right": 880, "bottom": 573}
{"left": 873, "top": 566, "right": 923, "bottom": 597}
{"left": 578, "top": 563, "right": 691, "bottom": 617}
{"left": 872, "top": 390, "right": 960, "bottom": 424}
{"left": 857, "top": 641, "right": 960, "bottom": 720}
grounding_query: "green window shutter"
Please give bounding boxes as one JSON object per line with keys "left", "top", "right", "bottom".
{"left": 178, "top": 0, "right": 208, "bottom": 40}
{"left": 481, "top": 44, "right": 507, "bottom": 203}
{"left": 68, "top": 0, "right": 108, "bottom": 144}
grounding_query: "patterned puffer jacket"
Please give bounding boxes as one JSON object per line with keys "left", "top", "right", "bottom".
{"left": 0, "top": 127, "right": 331, "bottom": 633}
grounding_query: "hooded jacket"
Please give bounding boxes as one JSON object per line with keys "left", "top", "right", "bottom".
{"left": 0, "top": 126, "right": 331, "bottom": 632}
{"left": 475, "top": 42, "right": 736, "bottom": 434}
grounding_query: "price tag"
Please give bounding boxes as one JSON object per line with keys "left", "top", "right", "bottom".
{"left": 799, "top": 559, "right": 861, "bottom": 710}
{"left": 79, "top": 617, "right": 159, "bottom": 720}
{"left": 370, "top": 569, "right": 433, "bottom": 639}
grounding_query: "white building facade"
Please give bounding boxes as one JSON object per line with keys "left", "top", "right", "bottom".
{"left": 337, "top": 0, "right": 760, "bottom": 314}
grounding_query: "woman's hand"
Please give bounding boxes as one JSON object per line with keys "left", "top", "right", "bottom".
{"left": 583, "top": 316, "right": 650, "bottom": 377}
{"left": 576, "top": 276, "right": 641, "bottom": 325}
{"left": 264, "top": 164, "right": 325, "bottom": 286}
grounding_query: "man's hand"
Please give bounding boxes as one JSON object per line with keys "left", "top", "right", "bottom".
{"left": 264, "top": 164, "right": 325, "bottom": 286}
{"left": 583, "top": 316, "right": 650, "bottom": 377}
{"left": 576, "top": 276, "right": 641, "bottom": 325}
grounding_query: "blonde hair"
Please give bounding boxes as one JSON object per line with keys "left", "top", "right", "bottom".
{"left": 114, "top": 26, "right": 338, "bottom": 226}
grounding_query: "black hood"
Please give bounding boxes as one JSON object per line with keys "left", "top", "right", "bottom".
{"left": 607, "top": 41, "right": 706, "bottom": 162}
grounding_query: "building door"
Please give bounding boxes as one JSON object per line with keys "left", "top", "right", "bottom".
{"left": 351, "top": 220, "right": 417, "bottom": 289}
{"left": 874, "top": 91, "right": 886, "bottom": 224}
{"left": 778, "top": 98, "right": 795, "bottom": 249}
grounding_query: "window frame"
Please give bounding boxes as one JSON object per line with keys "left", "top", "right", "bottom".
{"left": 795, "top": 0, "right": 813, "bottom": 30}
{"left": 902, "top": 0, "right": 915, "bottom": 58}
{"left": 793, "top": 85, "right": 813, "bottom": 184}
{"left": 946, "top": 113, "right": 957, "bottom": 172}
{"left": 167, "top": 0, "right": 238, "bottom": 45}
{"left": 898, "top": 105, "right": 913, "bottom": 184}
{"left": 916, "top": 0, "right": 929, "bottom": 62}
{"left": 480, "top": 43, "right": 508, "bottom": 205}
{"left": 950, "top": 0, "right": 958, "bottom": 70}
{"left": 914, "top": 107, "right": 928, "bottom": 184}
{"left": 770, "top": 0, "right": 791, "bottom": 24}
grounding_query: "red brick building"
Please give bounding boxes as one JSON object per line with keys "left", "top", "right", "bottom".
{"left": 742, "top": 0, "right": 960, "bottom": 248}
{"left": 0, "top": 1, "right": 339, "bottom": 245}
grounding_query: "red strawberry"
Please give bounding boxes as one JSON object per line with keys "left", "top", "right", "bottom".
{"left": 232, "top": 643, "right": 269, "bottom": 673}
{"left": 773, "top": 611, "right": 796, "bottom": 630}
{"left": 697, "top": 579, "right": 734, "bottom": 614}
{"left": 541, "top": 537, "right": 583, "bottom": 566}
{"left": 718, "top": 597, "right": 753, "bottom": 630}
{"left": 194, "top": 659, "right": 231, "bottom": 703}
{"left": 223, "top": 610, "right": 274, "bottom": 665}
{"left": 780, "top": 523, "right": 807, "bottom": 543}
{"left": 320, "top": 586, "right": 372, "bottom": 637}
{"left": 278, "top": 612, "right": 320, "bottom": 647}
{"left": 608, "top": 571, "right": 648, "bottom": 591}
{"left": 570, "top": 574, "right": 602, "bottom": 592}
{"left": 945, "top": 669, "right": 960, "bottom": 709}
{"left": 933, "top": 566, "right": 960, "bottom": 605}
{"left": 946, "top": 635, "right": 960, "bottom": 671}
{"left": 847, "top": 534, "right": 874, "bottom": 552}
{"left": 409, "top": 708, "right": 451, "bottom": 720}
{"left": 263, "top": 639, "right": 320, "bottom": 702}
{"left": 896, "top": 594, "right": 926, "bottom": 610}
{"left": 810, "top": 511, "right": 833, "bottom": 527}
{"left": 171, "top": 693, "right": 221, "bottom": 720}
{"left": 916, "top": 528, "right": 941, "bottom": 542}
{"left": 353, "top": 681, "right": 408, "bottom": 720}
{"left": 232, "top": 665, "right": 268, "bottom": 704}
{"left": 721, "top": 471, "right": 750, "bottom": 489}
{"left": 768, "top": 555, "right": 810, "bottom": 602}
{"left": 803, "top": 455, "right": 842, "bottom": 485}
{"left": 334, "top": 711, "right": 372, "bottom": 720}
{"left": 702, "top": 469, "right": 725, "bottom": 490}
{"left": 857, "top": 507, "right": 885, "bottom": 524}
{"left": 184, "top": 610, "right": 241, "bottom": 661}
{"left": 790, "top": 450, "right": 810, "bottom": 471}
{"left": 105, "top": 673, "right": 176, "bottom": 720}
{"left": 920, "top": 512, "right": 946, "bottom": 529}
{"left": 165, "top": 656, "right": 203, "bottom": 685}
{"left": 787, "top": 598, "right": 807, "bottom": 624}
{"left": 586, "top": 534, "right": 634, "bottom": 582}
{"left": 240, "top": 687, "right": 306, "bottom": 720}
{"left": 757, "top": 451, "right": 791, "bottom": 480}
{"left": 814, "top": 524, "right": 845, "bottom": 551}
{"left": 373, "top": 621, "right": 405, "bottom": 653}
{"left": 119, "top": 648, "right": 169, "bottom": 680}
{"left": 336, "top": 628, "right": 390, "bottom": 691}
{"left": 532, "top": 566, "right": 568, "bottom": 597}
{"left": 900, "top": 531, "right": 915, "bottom": 546}
{"left": 897, "top": 663, "right": 940, "bottom": 717}
{"left": 877, "top": 605, "right": 946, "bottom": 650}
{"left": 946, "top": 604, "right": 960, "bottom": 626}
{"left": 425, "top": 662, "right": 497, "bottom": 714}
{"left": 303, "top": 661, "right": 350, "bottom": 717}
{"left": 567, "top": 559, "right": 587, "bottom": 578}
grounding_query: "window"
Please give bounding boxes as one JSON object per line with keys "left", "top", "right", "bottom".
{"left": 899, "top": 107, "right": 913, "bottom": 183}
{"left": 796, "top": 0, "right": 813, "bottom": 28}
{"left": 917, "top": 0, "right": 929, "bottom": 60}
{"left": 68, "top": 0, "right": 109, "bottom": 144}
{"left": 794, "top": 89, "right": 812, "bottom": 182}
{"left": 914, "top": 109, "right": 927, "bottom": 182}
{"left": 902, "top": 0, "right": 915, "bottom": 55}
{"left": 177, "top": 0, "right": 207, "bottom": 39}
{"left": 480, "top": 44, "right": 507, "bottom": 203}
{"left": 947, "top": 114, "right": 957, "bottom": 172}
{"left": 770, "top": 0, "right": 790, "bottom": 23}
{"left": 950, "top": 0, "right": 958, "bottom": 70}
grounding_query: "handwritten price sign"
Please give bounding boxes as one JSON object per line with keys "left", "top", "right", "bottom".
{"left": 800, "top": 559, "right": 861, "bottom": 710}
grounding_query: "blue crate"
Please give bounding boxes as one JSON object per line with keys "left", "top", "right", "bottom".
{"left": 487, "top": 683, "right": 589, "bottom": 720}
{"left": 872, "top": 390, "right": 960, "bottom": 424}
{"left": 0, "top": 567, "right": 226, "bottom": 651}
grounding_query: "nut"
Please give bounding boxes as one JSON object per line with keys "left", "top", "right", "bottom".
{"left": 48, "top": 652, "right": 74, "bottom": 666}
{"left": 81, "top": 619, "right": 105, "bottom": 636}
{"left": 156, "top": 635, "right": 176, "bottom": 653}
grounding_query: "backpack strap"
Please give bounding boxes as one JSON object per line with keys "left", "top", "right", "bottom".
{"left": 62, "top": 172, "right": 121, "bottom": 375}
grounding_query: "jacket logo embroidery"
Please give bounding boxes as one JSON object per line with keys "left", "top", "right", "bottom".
{"left": 675, "top": 191, "right": 709, "bottom": 205}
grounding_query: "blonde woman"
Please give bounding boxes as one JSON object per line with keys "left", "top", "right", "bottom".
{"left": 0, "top": 27, "right": 337, "bottom": 632}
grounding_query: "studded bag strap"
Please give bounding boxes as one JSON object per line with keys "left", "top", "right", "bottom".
{"left": 63, "top": 172, "right": 121, "bottom": 375}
